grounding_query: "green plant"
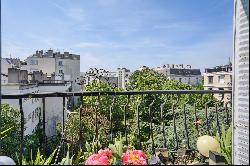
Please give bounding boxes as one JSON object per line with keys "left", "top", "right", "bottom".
{"left": 59, "top": 150, "right": 73, "bottom": 165}
{"left": 108, "top": 137, "right": 124, "bottom": 162}
{"left": 0, "top": 126, "right": 14, "bottom": 140}
{"left": 17, "top": 148, "right": 57, "bottom": 165}
{"left": 216, "top": 124, "right": 232, "bottom": 165}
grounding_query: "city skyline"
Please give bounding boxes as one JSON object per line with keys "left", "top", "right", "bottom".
{"left": 2, "top": 0, "right": 234, "bottom": 72}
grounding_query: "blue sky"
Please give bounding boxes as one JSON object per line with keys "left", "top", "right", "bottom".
{"left": 2, "top": 0, "right": 234, "bottom": 72}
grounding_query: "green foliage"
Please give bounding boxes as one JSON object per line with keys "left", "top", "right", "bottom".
{"left": 57, "top": 108, "right": 109, "bottom": 153}
{"left": 59, "top": 150, "right": 73, "bottom": 165}
{"left": 0, "top": 104, "right": 23, "bottom": 158}
{"left": 59, "top": 69, "right": 230, "bottom": 159}
{"left": 0, "top": 104, "right": 57, "bottom": 162}
{"left": 0, "top": 126, "right": 14, "bottom": 140}
{"left": 18, "top": 148, "right": 57, "bottom": 165}
{"left": 1, "top": 69, "right": 231, "bottom": 164}
{"left": 16, "top": 145, "right": 84, "bottom": 165}
{"left": 127, "top": 68, "right": 168, "bottom": 90}
{"left": 216, "top": 124, "right": 232, "bottom": 165}
{"left": 108, "top": 137, "right": 124, "bottom": 162}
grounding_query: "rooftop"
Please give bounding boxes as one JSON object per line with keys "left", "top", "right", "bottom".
{"left": 28, "top": 49, "right": 80, "bottom": 60}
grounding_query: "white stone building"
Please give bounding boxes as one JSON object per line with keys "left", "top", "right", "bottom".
{"left": 203, "top": 64, "right": 232, "bottom": 91}
{"left": 203, "top": 63, "right": 232, "bottom": 104}
{"left": 116, "top": 68, "right": 131, "bottom": 89}
{"left": 21, "top": 50, "right": 81, "bottom": 92}
{"left": 154, "top": 64, "right": 202, "bottom": 85}
{"left": 82, "top": 68, "right": 131, "bottom": 89}
{"left": 1, "top": 68, "right": 71, "bottom": 137}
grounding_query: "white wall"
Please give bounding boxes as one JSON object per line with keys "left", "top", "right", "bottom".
{"left": 1, "top": 84, "right": 42, "bottom": 135}
{"left": 55, "top": 58, "right": 81, "bottom": 91}
{"left": 38, "top": 85, "right": 70, "bottom": 137}
{"left": 1, "top": 83, "right": 70, "bottom": 137}
{"left": 24, "top": 57, "right": 56, "bottom": 75}
{"left": 1, "top": 59, "right": 12, "bottom": 75}
{"left": 170, "top": 75, "right": 202, "bottom": 85}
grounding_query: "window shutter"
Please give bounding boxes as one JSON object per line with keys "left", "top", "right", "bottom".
{"left": 233, "top": 0, "right": 249, "bottom": 165}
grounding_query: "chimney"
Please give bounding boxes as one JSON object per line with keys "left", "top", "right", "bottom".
{"left": 8, "top": 68, "right": 20, "bottom": 84}
{"left": 48, "top": 49, "right": 53, "bottom": 57}
{"left": 64, "top": 52, "right": 69, "bottom": 57}
{"left": 20, "top": 70, "right": 28, "bottom": 84}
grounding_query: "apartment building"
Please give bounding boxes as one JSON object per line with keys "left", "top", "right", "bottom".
{"left": 116, "top": 68, "right": 131, "bottom": 89}
{"left": 154, "top": 64, "right": 202, "bottom": 85}
{"left": 21, "top": 50, "right": 81, "bottom": 92}
{"left": 203, "top": 63, "right": 232, "bottom": 103}
{"left": 1, "top": 68, "right": 71, "bottom": 137}
{"left": 203, "top": 64, "right": 232, "bottom": 91}
{"left": 83, "top": 67, "right": 131, "bottom": 89}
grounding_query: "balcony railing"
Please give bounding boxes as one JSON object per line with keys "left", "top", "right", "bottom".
{"left": 1, "top": 90, "right": 232, "bottom": 164}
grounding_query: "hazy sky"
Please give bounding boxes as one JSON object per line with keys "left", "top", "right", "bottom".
{"left": 2, "top": 0, "right": 234, "bottom": 72}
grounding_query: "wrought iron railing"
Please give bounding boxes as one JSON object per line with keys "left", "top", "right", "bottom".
{"left": 1, "top": 90, "right": 232, "bottom": 164}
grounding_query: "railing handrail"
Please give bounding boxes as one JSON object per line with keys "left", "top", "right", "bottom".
{"left": 1, "top": 90, "right": 232, "bottom": 99}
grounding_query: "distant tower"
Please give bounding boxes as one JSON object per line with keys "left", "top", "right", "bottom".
{"left": 233, "top": 0, "right": 249, "bottom": 165}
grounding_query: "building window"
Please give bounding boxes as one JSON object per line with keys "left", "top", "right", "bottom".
{"left": 208, "top": 76, "right": 213, "bottom": 84}
{"left": 219, "top": 75, "right": 225, "bottom": 84}
{"left": 58, "top": 61, "right": 63, "bottom": 66}
{"left": 30, "top": 60, "right": 38, "bottom": 65}
{"left": 32, "top": 112, "right": 34, "bottom": 122}
{"left": 196, "top": 77, "right": 199, "bottom": 84}
{"left": 59, "top": 70, "right": 63, "bottom": 74}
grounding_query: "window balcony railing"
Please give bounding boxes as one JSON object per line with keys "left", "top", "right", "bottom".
{"left": 1, "top": 90, "right": 232, "bottom": 164}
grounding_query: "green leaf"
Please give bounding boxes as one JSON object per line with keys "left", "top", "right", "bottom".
{"left": 0, "top": 126, "right": 14, "bottom": 136}
{"left": 73, "top": 148, "right": 83, "bottom": 165}
{"left": 34, "top": 149, "right": 41, "bottom": 165}
{"left": 44, "top": 148, "right": 58, "bottom": 165}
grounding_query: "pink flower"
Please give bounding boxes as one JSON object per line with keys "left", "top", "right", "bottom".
{"left": 98, "top": 149, "right": 112, "bottom": 157}
{"left": 122, "top": 150, "right": 147, "bottom": 165}
{"left": 85, "top": 149, "right": 113, "bottom": 165}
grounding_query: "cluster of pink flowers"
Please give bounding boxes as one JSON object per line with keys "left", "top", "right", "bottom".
{"left": 122, "top": 150, "right": 147, "bottom": 165}
{"left": 85, "top": 149, "right": 113, "bottom": 165}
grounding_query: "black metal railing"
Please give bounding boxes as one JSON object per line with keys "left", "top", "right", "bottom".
{"left": 1, "top": 90, "right": 232, "bottom": 164}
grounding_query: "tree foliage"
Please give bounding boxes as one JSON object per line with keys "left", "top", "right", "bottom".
{"left": 0, "top": 104, "right": 45, "bottom": 162}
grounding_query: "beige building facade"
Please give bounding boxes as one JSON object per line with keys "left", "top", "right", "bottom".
{"left": 203, "top": 64, "right": 232, "bottom": 103}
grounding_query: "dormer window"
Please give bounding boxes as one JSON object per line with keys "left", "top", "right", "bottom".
{"left": 58, "top": 61, "right": 63, "bottom": 66}
{"left": 30, "top": 60, "right": 38, "bottom": 65}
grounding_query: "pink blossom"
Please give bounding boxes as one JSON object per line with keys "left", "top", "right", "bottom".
{"left": 85, "top": 149, "right": 112, "bottom": 165}
{"left": 122, "top": 150, "right": 147, "bottom": 165}
{"left": 98, "top": 149, "right": 113, "bottom": 157}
